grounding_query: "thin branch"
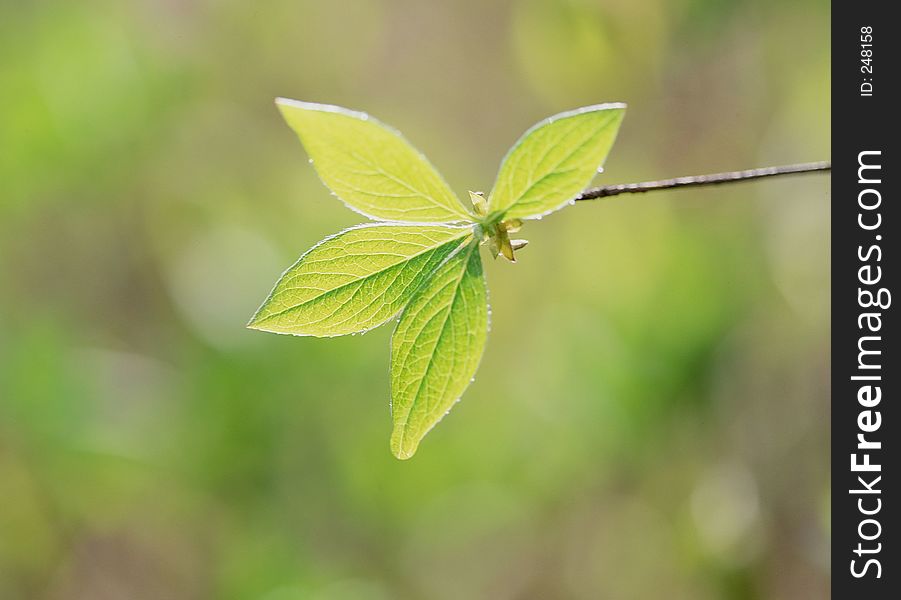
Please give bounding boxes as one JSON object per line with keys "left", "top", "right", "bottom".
{"left": 575, "top": 161, "right": 831, "bottom": 202}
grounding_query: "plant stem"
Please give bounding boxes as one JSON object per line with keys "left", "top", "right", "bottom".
{"left": 575, "top": 161, "right": 831, "bottom": 202}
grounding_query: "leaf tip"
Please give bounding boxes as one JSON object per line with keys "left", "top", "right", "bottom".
{"left": 390, "top": 437, "right": 418, "bottom": 460}
{"left": 392, "top": 448, "right": 416, "bottom": 461}
{"left": 592, "top": 101, "right": 627, "bottom": 112}
{"left": 245, "top": 311, "right": 269, "bottom": 331}
{"left": 274, "top": 96, "right": 298, "bottom": 111}
{"left": 390, "top": 422, "right": 424, "bottom": 460}
{"left": 274, "top": 97, "right": 304, "bottom": 121}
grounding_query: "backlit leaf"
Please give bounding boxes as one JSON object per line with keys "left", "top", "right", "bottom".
{"left": 248, "top": 224, "right": 472, "bottom": 337}
{"left": 390, "top": 243, "right": 488, "bottom": 459}
{"left": 252, "top": 100, "right": 630, "bottom": 458}
{"left": 487, "top": 104, "right": 625, "bottom": 219}
{"left": 277, "top": 98, "right": 473, "bottom": 223}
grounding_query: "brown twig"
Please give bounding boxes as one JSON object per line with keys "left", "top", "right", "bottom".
{"left": 575, "top": 161, "right": 831, "bottom": 201}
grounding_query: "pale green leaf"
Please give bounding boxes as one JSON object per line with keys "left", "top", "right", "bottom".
{"left": 277, "top": 98, "right": 473, "bottom": 223}
{"left": 390, "top": 243, "right": 488, "bottom": 459}
{"left": 487, "top": 104, "right": 625, "bottom": 219}
{"left": 248, "top": 224, "right": 472, "bottom": 337}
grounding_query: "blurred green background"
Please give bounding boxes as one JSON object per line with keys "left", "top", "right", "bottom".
{"left": 0, "top": 0, "right": 829, "bottom": 598}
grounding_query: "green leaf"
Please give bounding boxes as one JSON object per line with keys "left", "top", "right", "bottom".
{"left": 487, "top": 103, "right": 625, "bottom": 219}
{"left": 390, "top": 243, "right": 488, "bottom": 459}
{"left": 248, "top": 224, "right": 472, "bottom": 337}
{"left": 277, "top": 98, "right": 473, "bottom": 223}
{"left": 251, "top": 100, "right": 631, "bottom": 458}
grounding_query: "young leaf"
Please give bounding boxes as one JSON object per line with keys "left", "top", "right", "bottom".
{"left": 277, "top": 99, "right": 473, "bottom": 223}
{"left": 390, "top": 243, "right": 488, "bottom": 459}
{"left": 248, "top": 224, "right": 472, "bottom": 337}
{"left": 487, "top": 104, "right": 626, "bottom": 220}
{"left": 252, "top": 99, "right": 632, "bottom": 459}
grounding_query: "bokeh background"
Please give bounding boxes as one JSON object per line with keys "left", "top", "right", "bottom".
{"left": 0, "top": 0, "right": 830, "bottom": 598}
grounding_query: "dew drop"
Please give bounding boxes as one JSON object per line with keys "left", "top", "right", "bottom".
{"left": 597, "top": 166, "right": 605, "bottom": 174}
